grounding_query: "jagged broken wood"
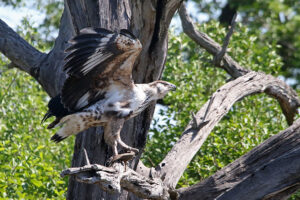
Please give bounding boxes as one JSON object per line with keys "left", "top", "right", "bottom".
{"left": 62, "top": 5, "right": 300, "bottom": 198}
{"left": 61, "top": 71, "right": 300, "bottom": 199}
{"left": 61, "top": 157, "right": 169, "bottom": 200}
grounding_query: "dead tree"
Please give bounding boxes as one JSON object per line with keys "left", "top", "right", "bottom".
{"left": 0, "top": 1, "right": 300, "bottom": 199}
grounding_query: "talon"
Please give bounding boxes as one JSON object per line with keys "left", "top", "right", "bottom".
{"left": 129, "top": 148, "right": 139, "bottom": 154}
{"left": 107, "top": 151, "right": 136, "bottom": 166}
{"left": 124, "top": 147, "right": 139, "bottom": 154}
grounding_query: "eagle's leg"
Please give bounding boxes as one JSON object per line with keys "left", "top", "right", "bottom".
{"left": 104, "top": 119, "right": 125, "bottom": 156}
{"left": 104, "top": 119, "right": 138, "bottom": 157}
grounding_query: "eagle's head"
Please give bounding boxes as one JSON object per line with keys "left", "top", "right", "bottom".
{"left": 149, "top": 80, "right": 176, "bottom": 100}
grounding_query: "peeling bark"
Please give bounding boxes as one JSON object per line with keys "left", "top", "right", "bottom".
{"left": 62, "top": 163, "right": 169, "bottom": 200}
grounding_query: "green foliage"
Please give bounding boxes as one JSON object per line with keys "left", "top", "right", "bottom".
{"left": 0, "top": 67, "right": 73, "bottom": 199}
{"left": 234, "top": 0, "right": 300, "bottom": 83}
{"left": 35, "top": 0, "right": 63, "bottom": 47}
{"left": 142, "top": 21, "right": 289, "bottom": 188}
{"left": 0, "top": 0, "right": 24, "bottom": 8}
{"left": 0, "top": 15, "right": 72, "bottom": 199}
{"left": 0, "top": 0, "right": 63, "bottom": 48}
{"left": 191, "top": 0, "right": 300, "bottom": 87}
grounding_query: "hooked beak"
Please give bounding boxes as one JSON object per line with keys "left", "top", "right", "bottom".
{"left": 170, "top": 84, "right": 177, "bottom": 91}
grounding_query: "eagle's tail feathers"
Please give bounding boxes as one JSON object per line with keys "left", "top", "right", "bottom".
{"left": 51, "top": 113, "right": 87, "bottom": 143}
{"left": 51, "top": 133, "right": 67, "bottom": 143}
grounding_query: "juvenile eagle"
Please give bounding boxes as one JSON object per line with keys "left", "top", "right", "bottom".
{"left": 42, "top": 27, "right": 176, "bottom": 156}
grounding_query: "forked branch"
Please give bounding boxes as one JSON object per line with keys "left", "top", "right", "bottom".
{"left": 178, "top": 3, "right": 249, "bottom": 78}
{"left": 213, "top": 13, "right": 237, "bottom": 66}
{"left": 62, "top": 71, "right": 300, "bottom": 200}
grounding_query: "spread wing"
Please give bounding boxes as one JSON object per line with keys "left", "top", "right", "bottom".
{"left": 61, "top": 27, "right": 142, "bottom": 111}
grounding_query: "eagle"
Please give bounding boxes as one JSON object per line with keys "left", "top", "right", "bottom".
{"left": 42, "top": 27, "right": 176, "bottom": 157}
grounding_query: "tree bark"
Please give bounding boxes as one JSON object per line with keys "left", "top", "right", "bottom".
{"left": 60, "top": 71, "right": 300, "bottom": 199}
{"left": 63, "top": 1, "right": 182, "bottom": 199}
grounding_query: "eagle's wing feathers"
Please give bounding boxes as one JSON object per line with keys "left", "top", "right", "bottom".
{"left": 61, "top": 27, "right": 142, "bottom": 111}
{"left": 61, "top": 76, "right": 107, "bottom": 111}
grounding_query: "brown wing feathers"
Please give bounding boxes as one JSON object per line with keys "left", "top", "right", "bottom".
{"left": 61, "top": 27, "right": 141, "bottom": 111}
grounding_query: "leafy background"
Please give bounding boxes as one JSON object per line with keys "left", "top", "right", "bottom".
{"left": 0, "top": 0, "right": 300, "bottom": 199}
{"left": 0, "top": 19, "right": 73, "bottom": 198}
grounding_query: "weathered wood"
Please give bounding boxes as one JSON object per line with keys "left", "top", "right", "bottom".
{"left": 0, "top": 19, "right": 47, "bottom": 86}
{"left": 156, "top": 72, "right": 300, "bottom": 189}
{"left": 0, "top": 0, "right": 182, "bottom": 199}
{"left": 176, "top": 118, "right": 300, "bottom": 200}
{"left": 213, "top": 13, "right": 237, "bottom": 66}
{"left": 62, "top": 162, "right": 169, "bottom": 200}
{"left": 61, "top": 1, "right": 183, "bottom": 199}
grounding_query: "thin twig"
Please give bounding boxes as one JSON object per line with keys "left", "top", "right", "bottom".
{"left": 213, "top": 13, "right": 238, "bottom": 66}
{"left": 191, "top": 96, "right": 214, "bottom": 129}
{"left": 83, "top": 148, "right": 91, "bottom": 166}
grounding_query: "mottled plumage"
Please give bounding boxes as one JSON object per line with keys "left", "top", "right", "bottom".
{"left": 42, "top": 27, "right": 176, "bottom": 156}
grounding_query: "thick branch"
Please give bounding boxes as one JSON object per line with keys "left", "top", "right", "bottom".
{"left": 0, "top": 9, "right": 72, "bottom": 96}
{"left": 0, "top": 19, "right": 47, "bottom": 80}
{"left": 176, "top": 118, "right": 300, "bottom": 200}
{"left": 157, "top": 71, "right": 300, "bottom": 188}
{"left": 62, "top": 163, "right": 169, "bottom": 200}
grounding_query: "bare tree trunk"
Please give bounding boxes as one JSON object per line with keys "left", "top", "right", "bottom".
{"left": 62, "top": 1, "right": 181, "bottom": 199}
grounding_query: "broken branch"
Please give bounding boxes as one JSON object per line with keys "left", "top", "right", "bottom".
{"left": 62, "top": 162, "right": 169, "bottom": 200}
